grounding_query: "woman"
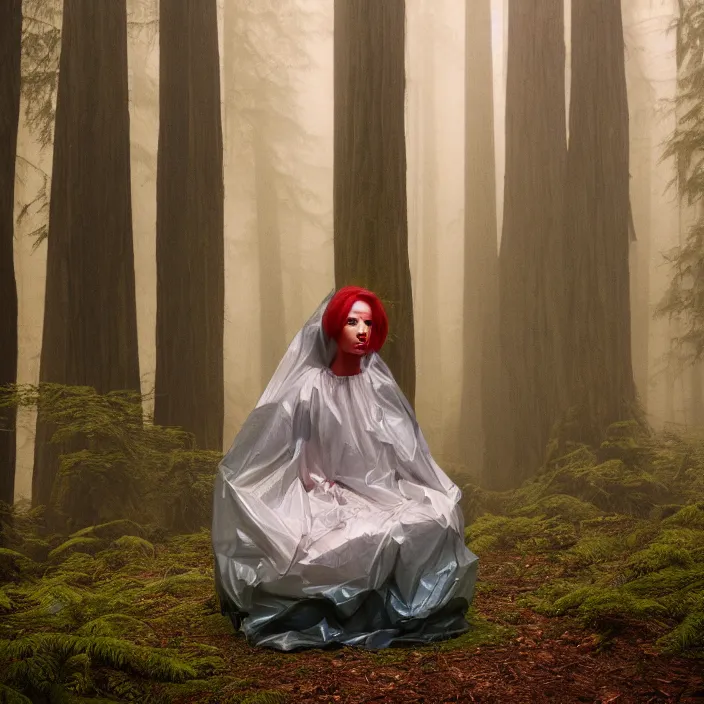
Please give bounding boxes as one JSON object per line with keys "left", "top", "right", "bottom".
{"left": 212, "top": 287, "right": 478, "bottom": 650}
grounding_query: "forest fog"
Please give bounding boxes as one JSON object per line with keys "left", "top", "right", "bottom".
{"left": 7, "top": 0, "right": 691, "bottom": 503}
{"left": 4, "top": 0, "right": 704, "bottom": 698}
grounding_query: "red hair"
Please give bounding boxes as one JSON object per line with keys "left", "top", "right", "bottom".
{"left": 322, "top": 286, "right": 389, "bottom": 352}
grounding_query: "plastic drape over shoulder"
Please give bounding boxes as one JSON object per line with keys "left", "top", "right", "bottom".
{"left": 212, "top": 292, "right": 479, "bottom": 650}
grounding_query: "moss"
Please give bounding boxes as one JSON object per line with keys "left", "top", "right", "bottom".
{"left": 654, "top": 527, "right": 704, "bottom": 552}
{"left": 71, "top": 519, "right": 147, "bottom": 542}
{"left": 662, "top": 503, "right": 704, "bottom": 530}
{"left": 48, "top": 537, "right": 105, "bottom": 563}
{"left": 145, "top": 571, "right": 212, "bottom": 598}
{"left": 521, "top": 578, "right": 583, "bottom": 614}
{"left": 565, "top": 536, "right": 623, "bottom": 567}
{"left": 459, "top": 482, "right": 505, "bottom": 523}
{"left": 148, "top": 600, "right": 230, "bottom": 636}
{"left": 605, "top": 420, "right": 647, "bottom": 441}
{"left": 0, "top": 548, "right": 38, "bottom": 582}
{"left": 0, "top": 588, "right": 12, "bottom": 611}
{"left": 624, "top": 524, "right": 660, "bottom": 550}
{"left": 649, "top": 504, "right": 685, "bottom": 521}
{"left": 514, "top": 521, "right": 577, "bottom": 553}
{"left": 236, "top": 692, "right": 289, "bottom": 704}
{"left": 467, "top": 534, "right": 498, "bottom": 555}
{"left": 46, "top": 551, "right": 99, "bottom": 579}
{"left": 624, "top": 565, "right": 704, "bottom": 599}
{"left": 549, "top": 585, "right": 668, "bottom": 623}
{"left": 166, "top": 530, "right": 212, "bottom": 556}
{"left": 0, "top": 683, "right": 32, "bottom": 704}
{"left": 626, "top": 544, "right": 693, "bottom": 577}
{"left": 146, "top": 676, "right": 265, "bottom": 704}
{"left": 16, "top": 538, "right": 51, "bottom": 563}
{"left": 597, "top": 421, "right": 650, "bottom": 466}
{"left": 436, "top": 607, "right": 515, "bottom": 651}
{"left": 657, "top": 609, "right": 704, "bottom": 653}
{"left": 77, "top": 614, "right": 157, "bottom": 643}
{"left": 658, "top": 586, "right": 704, "bottom": 621}
{"left": 512, "top": 494, "right": 603, "bottom": 523}
{"left": 547, "top": 459, "right": 668, "bottom": 516}
{"left": 112, "top": 535, "right": 155, "bottom": 558}
{"left": 466, "top": 514, "right": 576, "bottom": 555}
{"left": 548, "top": 445, "right": 598, "bottom": 472}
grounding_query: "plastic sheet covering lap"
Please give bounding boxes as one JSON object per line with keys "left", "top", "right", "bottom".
{"left": 212, "top": 292, "right": 479, "bottom": 650}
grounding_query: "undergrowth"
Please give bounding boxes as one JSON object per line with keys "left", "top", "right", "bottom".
{"left": 463, "top": 422, "right": 704, "bottom": 657}
{"left": 1, "top": 388, "right": 703, "bottom": 702}
{"left": 0, "top": 509, "right": 290, "bottom": 703}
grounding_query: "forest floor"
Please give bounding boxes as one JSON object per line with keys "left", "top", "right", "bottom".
{"left": 2, "top": 519, "right": 704, "bottom": 704}
{"left": 3, "top": 425, "right": 704, "bottom": 703}
{"left": 140, "top": 540, "right": 704, "bottom": 704}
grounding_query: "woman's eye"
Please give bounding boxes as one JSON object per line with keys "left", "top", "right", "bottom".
{"left": 347, "top": 318, "right": 356, "bottom": 326}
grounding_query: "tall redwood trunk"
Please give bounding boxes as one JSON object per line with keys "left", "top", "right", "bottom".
{"left": 334, "top": 0, "right": 415, "bottom": 405}
{"left": 33, "top": 0, "right": 141, "bottom": 509}
{"left": 565, "top": 0, "right": 636, "bottom": 442}
{"left": 496, "top": 0, "right": 567, "bottom": 487}
{"left": 0, "top": 0, "right": 22, "bottom": 506}
{"left": 155, "top": 0, "right": 225, "bottom": 450}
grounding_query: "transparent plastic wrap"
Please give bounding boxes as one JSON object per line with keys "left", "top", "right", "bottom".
{"left": 212, "top": 292, "right": 478, "bottom": 650}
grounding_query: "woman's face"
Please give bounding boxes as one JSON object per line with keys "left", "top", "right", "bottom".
{"left": 338, "top": 300, "right": 373, "bottom": 355}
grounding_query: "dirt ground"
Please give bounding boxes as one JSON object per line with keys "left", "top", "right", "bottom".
{"left": 179, "top": 551, "right": 704, "bottom": 703}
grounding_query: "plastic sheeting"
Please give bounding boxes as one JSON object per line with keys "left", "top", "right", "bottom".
{"left": 212, "top": 292, "right": 479, "bottom": 650}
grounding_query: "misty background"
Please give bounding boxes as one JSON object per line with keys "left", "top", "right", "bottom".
{"left": 10, "top": 0, "right": 688, "bottom": 502}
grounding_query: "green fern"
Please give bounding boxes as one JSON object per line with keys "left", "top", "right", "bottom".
{"left": 111, "top": 535, "right": 155, "bottom": 558}
{"left": 0, "top": 548, "right": 38, "bottom": 582}
{"left": 565, "top": 536, "right": 622, "bottom": 566}
{"left": 465, "top": 513, "right": 576, "bottom": 553}
{"left": 104, "top": 669, "right": 144, "bottom": 701}
{"left": 71, "top": 520, "right": 147, "bottom": 542}
{"left": 623, "top": 565, "right": 704, "bottom": 601}
{"left": 77, "top": 614, "right": 157, "bottom": 642}
{"left": 512, "top": 493, "right": 604, "bottom": 522}
{"left": 657, "top": 610, "right": 704, "bottom": 653}
{"left": 0, "top": 633, "right": 200, "bottom": 684}
{"left": 662, "top": 503, "right": 704, "bottom": 529}
{"left": 238, "top": 692, "right": 289, "bottom": 704}
{"left": 145, "top": 571, "right": 212, "bottom": 598}
{"left": 48, "top": 538, "right": 105, "bottom": 563}
{"left": 0, "top": 683, "right": 33, "bottom": 704}
{"left": 626, "top": 543, "right": 694, "bottom": 577}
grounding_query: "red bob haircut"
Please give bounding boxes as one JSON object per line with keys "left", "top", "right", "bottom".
{"left": 322, "top": 286, "right": 389, "bottom": 352}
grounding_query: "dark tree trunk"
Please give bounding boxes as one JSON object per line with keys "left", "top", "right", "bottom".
{"left": 334, "top": 0, "right": 415, "bottom": 405}
{"left": 155, "top": 0, "right": 225, "bottom": 450}
{"left": 0, "top": 0, "right": 22, "bottom": 506}
{"left": 33, "top": 0, "right": 141, "bottom": 509}
{"left": 462, "top": 0, "right": 500, "bottom": 483}
{"left": 565, "top": 0, "right": 636, "bottom": 442}
{"left": 496, "top": 0, "right": 567, "bottom": 487}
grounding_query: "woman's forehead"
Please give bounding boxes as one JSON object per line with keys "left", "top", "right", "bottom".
{"left": 347, "top": 300, "right": 372, "bottom": 317}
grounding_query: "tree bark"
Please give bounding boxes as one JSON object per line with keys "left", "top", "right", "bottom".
{"left": 497, "top": 0, "right": 567, "bottom": 487}
{"left": 0, "top": 0, "right": 22, "bottom": 506}
{"left": 334, "top": 0, "right": 415, "bottom": 405}
{"left": 462, "top": 0, "right": 500, "bottom": 483}
{"left": 565, "top": 0, "right": 636, "bottom": 443}
{"left": 155, "top": 0, "right": 225, "bottom": 450}
{"left": 33, "top": 0, "right": 141, "bottom": 509}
